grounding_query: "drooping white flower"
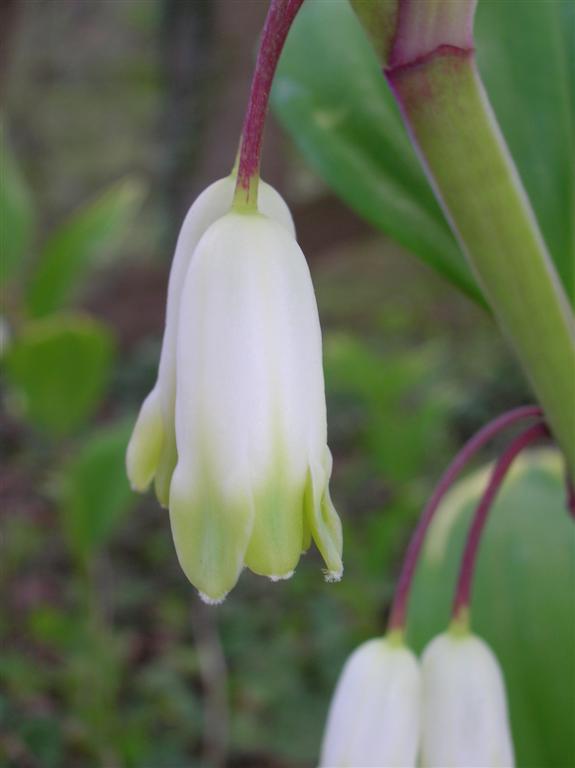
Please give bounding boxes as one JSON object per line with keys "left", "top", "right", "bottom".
{"left": 126, "top": 176, "right": 294, "bottom": 506}
{"left": 420, "top": 631, "right": 515, "bottom": 767}
{"left": 319, "top": 637, "right": 421, "bottom": 768}
{"left": 168, "top": 207, "right": 342, "bottom": 602}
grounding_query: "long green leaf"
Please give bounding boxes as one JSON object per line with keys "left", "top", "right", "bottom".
{"left": 27, "top": 177, "right": 146, "bottom": 317}
{"left": 272, "top": 0, "right": 574, "bottom": 304}
{"left": 272, "top": 0, "right": 478, "bottom": 301}
{"left": 476, "top": 0, "right": 575, "bottom": 300}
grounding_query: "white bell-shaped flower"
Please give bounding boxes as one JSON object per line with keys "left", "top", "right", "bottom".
{"left": 420, "top": 631, "right": 515, "bottom": 767}
{"left": 319, "top": 637, "right": 421, "bottom": 768}
{"left": 126, "top": 176, "right": 294, "bottom": 505}
{"left": 168, "top": 207, "right": 342, "bottom": 602}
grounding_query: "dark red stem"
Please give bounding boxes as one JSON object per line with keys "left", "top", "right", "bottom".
{"left": 235, "top": 0, "right": 304, "bottom": 205}
{"left": 566, "top": 476, "right": 575, "bottom": 519}
{"left": 387, "top": 405, "right": 542, "bottom": 631}
{"left": 452, "top": 421, "right": 549, "bottom": 618}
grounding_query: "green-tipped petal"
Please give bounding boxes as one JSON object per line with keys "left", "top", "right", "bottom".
{"left": 169, "top": 467, "right": 255, "bottom": 603}
{"left": 301, "top": 506, "right": 312, "bottom": 553}
{"left": 244, "top": 454, "right": 305, "bottom": 579}
{"left": 306, "top": 449, "right": 343, "bottom": 581}
{"left": 126, "top": 388, "right": 164, "bottom": 492}
{"left": 154, "top": 435, "right": 177, "bottom": 509}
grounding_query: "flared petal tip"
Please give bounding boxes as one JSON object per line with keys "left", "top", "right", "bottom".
{"left": 324, "top": 566, "right": 343, "bottom": 583}
{"left": 268, "top": 570, "right": 295, "bottom": 583}
{"left": 126, "top": 387, "right": 165, "bottom": 494}
{"left": 198, "top": 590, "right": 228, "bottom": 606}
{"left": 128, "top": 477, "right": 149, "bottom": 494}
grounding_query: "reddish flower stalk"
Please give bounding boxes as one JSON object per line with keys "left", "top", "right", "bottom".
{"left": 387, "top": 405, "right": 542, "bottom": 632}
{"left": 234, "top": 0, "right": 305, "bottom": 209}
{"left": 452, "top": 421, "right": 549, "bottom": 619}
{"left": 566, "top": 476, "right": 575, "bottom": 519}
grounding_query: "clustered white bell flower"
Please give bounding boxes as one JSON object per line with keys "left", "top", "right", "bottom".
{"left": 127, "top": 176, "right": 343, "bottom": 603}
{"left": 320, "top": 629, "right": 515, "bottom": 768}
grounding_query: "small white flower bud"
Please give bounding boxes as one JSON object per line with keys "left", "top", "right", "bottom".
{"left": 320, "top": 637, "right": 421, "bottom": 768}
{"left": 420, "top": 631, "right": 515, "bottom": 767}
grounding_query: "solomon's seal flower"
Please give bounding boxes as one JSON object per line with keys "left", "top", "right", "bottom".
{"left": 319, "top": 637, "right": 421, "bottom": 767}
{"left": 168, "top": 205, "right": 342, "bottom": 603}
{"left": 126, "top": 176, "right": 294, "bottom": 506}
{"left": 420, "top": 630, "right": 515, "bottom": 767}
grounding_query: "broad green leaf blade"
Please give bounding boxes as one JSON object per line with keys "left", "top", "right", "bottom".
{"left": 4, "top": 313, "right": 114, "bottom": 434}
{"left": 272, "top": 0, "right": 480, "bottom": 302}
{"left": 60, "top": 420, "right": 136, "bottom": 561}
{"left": 273, "top": 0, "right": 574, "bottom": 305}
{"left": 408, "top": 450, "right": 575, "bottom": 767}
{"left": 0, "top": 124, "right": 35, "bottom": 284}
{"left": 27, "top": 177, "right": 146, "bottom": 317}
{"left": 476, "top": 0, "right": 575, "bottom": 302}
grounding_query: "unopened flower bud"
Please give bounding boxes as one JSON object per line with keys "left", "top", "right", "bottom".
{"left": 320, "top": 637, "right": 420, "bottom": 767}
{"left": 421, "top": 631, "right": 515, "bottom": 767}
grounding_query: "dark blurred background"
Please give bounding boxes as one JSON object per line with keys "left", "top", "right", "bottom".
{"left": 1, "top": 1, "right": 529, "bottom": 766}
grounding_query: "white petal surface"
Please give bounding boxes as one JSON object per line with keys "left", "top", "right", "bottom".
{"left": 170, "top": 210, "right": 340, "bottom": 599}
{"left": 125, "top": 388, "right": 164, "bottom": 491}
{"left": 421, "top": 632, "right": 515, "bottom": 767}
{"left": 320, "top": 638, "right": 421, "bottom": 768}
{"left": 127, "top": 176, "right": 294, "bottom": 506}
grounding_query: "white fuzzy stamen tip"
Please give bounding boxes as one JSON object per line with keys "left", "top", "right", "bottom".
{"left": 198, "top": 590, "right": 227, "bottom": 606}
{"left": 268, "top": 570, "right": 295, "bottom": 583}
{"left": 324, "top": 567, "right": 343, "bottom": 583}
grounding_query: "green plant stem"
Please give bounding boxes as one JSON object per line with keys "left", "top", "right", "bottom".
{"left": 387, "top": 48, "right": 575, "bottom": 476}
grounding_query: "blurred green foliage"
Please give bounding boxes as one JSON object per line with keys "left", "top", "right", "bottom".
{"left": 27, "top": 178, "right": 145, "bottom": 318}
{"left": 0, "top": 126, "right": 35, "bottom": 283}
{"left": 4, "top": 314, "right": 114, "bottom": 434}
{"left": 60, "top": 420, "right": 136, "bottom": 562}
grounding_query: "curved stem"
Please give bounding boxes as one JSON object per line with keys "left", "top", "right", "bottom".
{"left": 452, "top": 421, "right": 549, "bottom": 620}
{"left": 233, "top": 0, "right": 304, "bottom": 211}
{"left": 387, "top": 405, "right": 541, "bottom": 632}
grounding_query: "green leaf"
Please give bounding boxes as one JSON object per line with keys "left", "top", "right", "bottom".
{"left": 0, "top": 123, "right": 35, "bottom": 283}
{"left": 4, "top": 313, "right": 114, "bottom": 434}
{"left": 476, "top": 0, "right": 575, "bottom": 302}
{"left": 408, "top": 450, "right": 575, "bottom": 767}
{"left": 272, "top": 0, "right": 479, "bottom": 302}
{"left": 272, "top": 0, "right": 574, "bottom": 304}
{"left": 60, "top": 420, "right": 136, "bottom": 561}
{"left": 27, "top": 177, "right": 146, "bottom": 317}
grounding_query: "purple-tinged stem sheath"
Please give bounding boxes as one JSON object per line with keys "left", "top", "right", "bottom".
{"left": 565, "top": 476, "right": 575, "bottom": 520}
{"left": 234, "top": 0, "right": 304, "bottom": 209}
{"left": 387, "top": 405, "right": 542, "bottom": 632}
{"left": 452, "top": 422, "right": 549, "bottom": 620}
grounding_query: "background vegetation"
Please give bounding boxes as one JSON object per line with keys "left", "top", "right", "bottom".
{"left": 1, "top": 1, "right": 573, "bottom": 766}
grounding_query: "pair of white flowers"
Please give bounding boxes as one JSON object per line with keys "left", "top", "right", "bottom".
{"left": 126, "top": 176, "right": 343, "bottom": 603}
{"left": 320, "top": 629, "right": 514, "bottom": 768}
